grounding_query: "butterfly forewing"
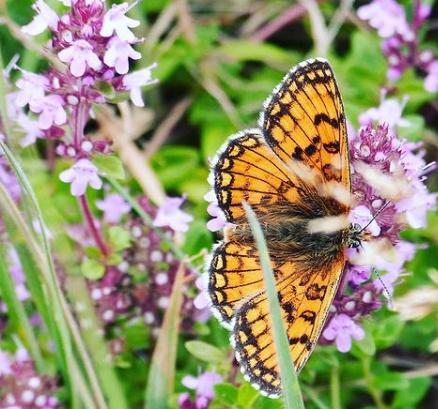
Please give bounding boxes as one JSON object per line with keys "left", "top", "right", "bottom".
{"left": 207, "top": 58, "right": 350, "bottom": 397}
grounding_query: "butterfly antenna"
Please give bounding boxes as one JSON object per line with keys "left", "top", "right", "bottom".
{"left": 373, "top": 269, "right": 395, "bottom": 310}
{"left": 359, "top": 201, "right": 391, "bottom": 233}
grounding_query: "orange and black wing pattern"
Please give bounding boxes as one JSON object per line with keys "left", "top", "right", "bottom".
{"left": 260, "top": 58, "right": 350, "bottom": 187}
{"left": 207, "top": 58, "right": 350, "bottom": 397}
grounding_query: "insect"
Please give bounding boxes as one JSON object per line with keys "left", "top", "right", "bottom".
{"left": 206, "top": 58, "right": 370, "bottom": 397}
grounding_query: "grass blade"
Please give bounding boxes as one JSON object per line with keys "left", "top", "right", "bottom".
{"left": 144, "top": 262, "right": 186, "bottom": 409}
{"left": 0, "top": 245, "right": 44, "bottom": 370}
{"left": 243, "top": 202, "right": 305, "bottom": 409}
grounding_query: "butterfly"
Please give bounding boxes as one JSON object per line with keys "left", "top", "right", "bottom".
{"left": 206, "top": 58, "right": 369, "bottom": 397}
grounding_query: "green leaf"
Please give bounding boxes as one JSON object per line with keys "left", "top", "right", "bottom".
{"left": 108, "top": 226, "right": 131, "bottom": 252}
{"left": 150, "top": 146, "right": 200, "bottom": 190}
{"left": 81, "top": 259, "right": 105, "bottom": 280}
{"left": 182, "top": 220, "right": 212, "bottom": 256}
{"left": 355, "top": 320, "right": 376, "bottom": 356}
{"left": 213, "top": 383, "right": 239, "bottom": 406}
{"left": 397, "top": 114, "right": 425, "bottom": 140}
{"left": 392, "top": 377, "right": 432, "bottom": 408}
{"left": 237, "top": 382, "right": 260, "bottom": 408}
{"left": 373, "top": 315, "right": 404, "bottom": 349}
{"left": 93, "top": 154, "right": 126, "bottom": 180}
{"left": 374, "top": 371, "right": 409, "bottom": 391}
{"left": 185, "top": 340, "right": 226, "bottom": 364}
{"left": 244, "top": 203, "right": 305, "bottom": 409}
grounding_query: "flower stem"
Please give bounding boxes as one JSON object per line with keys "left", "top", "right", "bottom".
{"left": 330, "top": 366, "right": 342, "bottom": 409}
{"left": 79, "top": 194, "right": 109, "bottom": 256}
{"left": 361, "top": 355, "right": 388, "bottom": 409}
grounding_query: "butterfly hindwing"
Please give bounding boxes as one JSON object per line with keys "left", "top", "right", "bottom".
{"left": 261, "top": 58, "right": 350, "bottom": 187}
{"left": 232, "top": 255, "right": 346, "bottom": 397}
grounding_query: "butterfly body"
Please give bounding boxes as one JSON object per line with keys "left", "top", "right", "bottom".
{"left": 207, "top": 58, "right": 359, "bottom": 397}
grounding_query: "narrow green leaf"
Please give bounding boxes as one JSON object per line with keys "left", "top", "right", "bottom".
{"left": 144, "top": 262, "right": 185, "bottom": 409}
{"left": 0, "top": 246, "right": 44, "bottom": 371}
{"left": 185, "top": 340, "right": 226, "bottom": 364}
{"left": 243, "top": 203, "right": 305, "bottom": 409}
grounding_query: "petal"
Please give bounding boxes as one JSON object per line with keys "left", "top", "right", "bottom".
{"left": 89, "top": 174, "right": 103, "bottom": 190}
{"left": 59, "top": 168, "right": 75, "bottom": 183}
{"left": 130, "top": 87, "right": 144, "bottom": 107}
{"left": 103, "top": 47, "right": 118, "bottom": 67}
{"left": 336, "top": 334, "right": 352, "bottom": 353}
{"left": 115, "top": 57, "right": 129, "bottom": 75}
{"left": 86, "top": 51, "right": 102, "bottom": 71}
{"left": 58, "top": 46, "right": 75, "bottom": 63}
{"left": 22, "top": 16, "right": 48, "bottom": 35}
{"left": 70, "top": 177, "right": 87, "bottom": 196}
{"left": 182, "top": 375, "right": 199, "bottom": 390}
{"left": 70, "top": 55, "right": 87, "bottom": 77}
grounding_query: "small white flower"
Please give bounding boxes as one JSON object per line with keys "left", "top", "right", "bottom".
{"left": 59, "top": 158, "right": 103, "bottom": 196}
{"left": 58, "top": 39, "right": 102, "bottom": 77}
{"left": 100, "top": 2, "right": 140, "bottom": 42}
{"left": 122, "top": 63, "right": 158, "bottom": 107}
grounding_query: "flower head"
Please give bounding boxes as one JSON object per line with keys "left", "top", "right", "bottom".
{"left": 322, "top": 314, "right": 365, "bottom": 352}
{"left": 357, "top": 0, "right": 410, "bottom": 38}
{"left": 30, "top": 94, "right": 67, "bottom": 130}
{"left": 59, "top": 158, "right": 103, "bottom": 196}
{"left": 104, "top": 36, "right": 141, "bottom": 75}
{"left": 180, "top": 371, "right": 222, "bottom": 409}
{"left": 96, "top": 193, "right": 131, "bottom": 224}
{"left": 153, "top": 195, "right": 193, "bottom": 233}
{"left": 100, "top": 3, "right": 140, "bottom": 42}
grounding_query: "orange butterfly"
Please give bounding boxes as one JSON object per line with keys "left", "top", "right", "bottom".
{"left": 206, "top": 58, "right": 368, "bottom": 397}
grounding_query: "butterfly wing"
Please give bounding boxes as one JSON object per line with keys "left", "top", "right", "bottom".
{"left": 209, "top": 129, "right": 302, "bottom": 224}
{"left": 232, "top": 254, "right": 346, "bottom": 397}
{"left": 208, "top": 240, "right": 294, "bottom": 329}
{"left": 261, "top": 58, "right": 350, "bottom": 187}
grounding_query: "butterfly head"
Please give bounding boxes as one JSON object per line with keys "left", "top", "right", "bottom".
{"left": 348, "top": 223, "right": 372, "bottom": 248}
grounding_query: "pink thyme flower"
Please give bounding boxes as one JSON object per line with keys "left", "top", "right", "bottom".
{"left": 21, "top": 0, "right": 59, "bottom": 36}
{"left": 16, "top": 113, "right": 43, "bottom": 147}
{"left": 347, "top": 265, "right": 372, "bottom": 287}
{"left": 350, "top": 205, "right": 381, "bottom": 236}
{"left": 59, "top": 158, "right": 103, "bottom": 196}
{"left": 180, "top": 371, "right": 223, "bottom": 409}
{"left": 58, "top": 39, "right": 102, "bottom": 77}
{"left": 357, "top": 0, "right": 410, "bottom": 38}
{"left": 424, "top": 60, "right": 438, "bottom": 93}
{"left": 322, "top": 314, "right": 365, "bottom": 352}
{"left": 0, "top": 350, "right": 12, "bottom": 376}
{"left": 103, "top": 36, "right": 141, "bottom": 75}
{"left": 15, "top": 72, "right": 48, "bottom": 108}
{"left": 359, "top": 96, "right": 410, "bottom": 130}
{"left": 30, "top": 94, "right": 67, "bottom": 130}
{"left": 122, "top": 64, "right": 158, "bottom": 107}
{"left": 96, "top": 193, "right": 131, "bottom": 224}
{"left": 100, "top": 3, "right": 140, "bottom": 42}
{"left": 204, "top": 190, "right": 235, "bottom": 232}
{"left": 153, "top": 195, "right": 193, "bottom": 233}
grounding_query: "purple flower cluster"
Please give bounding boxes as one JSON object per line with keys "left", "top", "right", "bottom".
{"left": 0, "top": 348, "right": 61, "bottom": 409}
{"left": 321, "top": 100, "right": 436, "bottom": 351}
{"left": 8, "top": 0, "right": 157, "bottom": 197}
{"left": 357, "top": 0, "right": 438, "bottom": 91}
{"left": 67, "top": 196, "right": 205, "bottom": 337}
{"left": 179, "top": 371, "right": 222, "bottom": 409}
